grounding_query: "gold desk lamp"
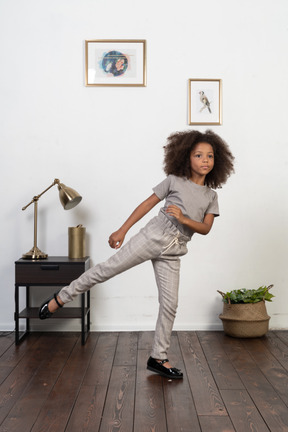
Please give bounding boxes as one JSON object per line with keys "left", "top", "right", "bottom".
{"left": 22, "top": 178, "right": 82, "bottom": 259}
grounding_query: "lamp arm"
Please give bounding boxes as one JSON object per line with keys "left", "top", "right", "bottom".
{"left": 22, "top": 179, "right": 60, "bottom": 211}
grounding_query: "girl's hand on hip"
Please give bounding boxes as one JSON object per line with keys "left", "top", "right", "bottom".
{"left": 108, "top": 229, "right": 126, "bottom": 249}
{"left": 165, "top": 205, "right": 184, "bottom": 223}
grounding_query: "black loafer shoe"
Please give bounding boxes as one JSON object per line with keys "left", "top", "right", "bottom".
{"left": 39, "top": 293, "right": 62, "bottom": 320}
{"left": 147, "top": 356, "right": 183, "bottom": 379}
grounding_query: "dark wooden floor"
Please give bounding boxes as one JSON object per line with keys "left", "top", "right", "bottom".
{"left": 1, "top": 331, "right": 288, "bottom": 431}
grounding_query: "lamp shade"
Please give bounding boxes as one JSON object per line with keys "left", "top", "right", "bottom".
{"left": 58, "top": 182, "right": 82, "bottom": 210}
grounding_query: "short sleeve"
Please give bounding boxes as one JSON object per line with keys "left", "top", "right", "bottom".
{"left": 152, "top": 176, "right": 171, "bottom": 200}
{"left": 206, "top": 191, "right": 220, "bottom": 217}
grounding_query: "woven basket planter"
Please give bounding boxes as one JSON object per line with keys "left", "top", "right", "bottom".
{"left": 219, "top": 299, "right": 270, "bottom": 338}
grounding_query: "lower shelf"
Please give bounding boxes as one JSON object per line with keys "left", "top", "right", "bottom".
{"left": 19, "top": 307, "right": 90, "bottom": 319}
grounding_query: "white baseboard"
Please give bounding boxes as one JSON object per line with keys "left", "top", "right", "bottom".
{"left": 2, "top": 321, "right": 287, "bottom": 333}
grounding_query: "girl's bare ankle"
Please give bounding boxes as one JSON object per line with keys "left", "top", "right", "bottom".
{"left": 56, "top": 295, "right": 64, "bottom": 306}
{"left": 48, "top": 299, "right": 59, "bottom": 313}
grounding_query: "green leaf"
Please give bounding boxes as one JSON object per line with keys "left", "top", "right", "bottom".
{"left": 219, "top": 285, "right": 274, "bottom": 304}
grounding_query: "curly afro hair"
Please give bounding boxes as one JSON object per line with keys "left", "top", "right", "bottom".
{"left": 163, "top": 130, "right": 234, "bottom": 189}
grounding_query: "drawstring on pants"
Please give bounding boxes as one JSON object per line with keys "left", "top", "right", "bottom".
{"left": 161, "top": 233, "right": 182, "bottom": 255}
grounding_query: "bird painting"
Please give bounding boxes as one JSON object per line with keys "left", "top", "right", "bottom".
{"left": 199, "top": 91, "right": 212, "bottom": 113}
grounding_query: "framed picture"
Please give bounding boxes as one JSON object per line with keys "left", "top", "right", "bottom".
{"left": 188, "top": 79, "right": 222, "bottom": 125}
{"left": 85, "top": 39, "right": 146, "bottom": 87}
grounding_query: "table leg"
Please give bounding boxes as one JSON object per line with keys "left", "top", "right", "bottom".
{"left": 81, "top": 293, "right": 85, "bottom": 345}
{"left": 15, "top": 284, "right": 19, "bottom": 345}
{"left": 87, "top": 291, "right": 90, "bottom": 333}
{"left": 26, "top": 286, "right": 30, "bottom": 334}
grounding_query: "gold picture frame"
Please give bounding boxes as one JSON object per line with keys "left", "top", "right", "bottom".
{"left": 188, "top": 79, "right": 222, "bottom": 125}
{"left": 85, "top": 39, "right": 146, "bottom": 87}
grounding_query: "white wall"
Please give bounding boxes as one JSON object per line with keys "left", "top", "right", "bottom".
{"left": 1, "top": 0, "right": 288, "bottom": 332}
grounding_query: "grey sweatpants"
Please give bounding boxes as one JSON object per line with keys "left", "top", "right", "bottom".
{"left": 59, "top": 212, "right": 190, "bottom": 359}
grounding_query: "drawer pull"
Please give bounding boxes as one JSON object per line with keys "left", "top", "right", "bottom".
{"left": 40, "top": 265, "right": 59, "bottom": 271}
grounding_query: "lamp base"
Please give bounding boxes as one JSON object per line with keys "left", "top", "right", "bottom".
{"left": 22, "top": 246, "right": 48, "bottom": 260}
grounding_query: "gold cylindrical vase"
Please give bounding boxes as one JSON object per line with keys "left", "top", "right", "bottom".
{"left": 68, "top": 225, "right": 86, "bottom": 258}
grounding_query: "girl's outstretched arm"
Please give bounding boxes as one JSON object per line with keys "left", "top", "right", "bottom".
{"left": 108, "top": 193, "right": 161, "bottom": 249}
{"left": 166, "top": 205, "right": 215, "bottom": 235}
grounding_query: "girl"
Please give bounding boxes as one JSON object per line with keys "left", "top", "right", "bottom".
{"left": 39, "top": 129, "right": 234, "bottom": 379}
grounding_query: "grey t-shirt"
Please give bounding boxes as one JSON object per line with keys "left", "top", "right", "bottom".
{"left": 153, "top": 174, "right": 219, "bottom": 238}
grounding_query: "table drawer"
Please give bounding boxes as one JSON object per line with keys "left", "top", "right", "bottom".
{"left": 15, "top": 262, "right": 88, "bottom": 284}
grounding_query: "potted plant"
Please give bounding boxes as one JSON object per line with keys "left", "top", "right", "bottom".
{"left": 217, "top": 285, "right": 274, "bottom": 338}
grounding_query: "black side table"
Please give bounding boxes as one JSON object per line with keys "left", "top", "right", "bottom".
{"left": 15, "top": 256, "right": 90, "bottom": 345}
